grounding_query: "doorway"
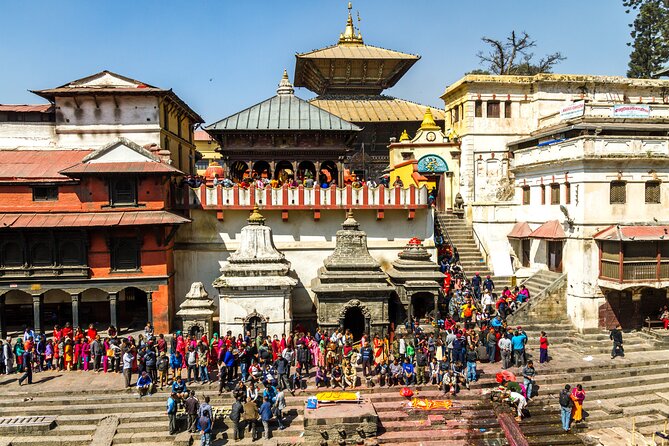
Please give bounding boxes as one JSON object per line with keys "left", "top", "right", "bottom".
{"left": 547, "top": 241, "right": 563, "bottom": 273}
{"left": 342, "top": 306, "right": 366, "bottom": 340}
{"left": 245, "top": 315, "right": 266, "bottom": 339}
{"left": 522, "top": 239, "right": 531, "bottom": 267}
{"left": 411, "top": 293, "right": 435, "bottom": 321}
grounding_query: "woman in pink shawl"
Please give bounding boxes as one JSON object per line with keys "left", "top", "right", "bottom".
{"left": 309, "top": 336, "right": 320, "bottom": 367}
{"left": 102, "top": 338, "right": 110, "bottom": 373}
{"left": 176, "top": 335, "right": 187, "bottom": 368}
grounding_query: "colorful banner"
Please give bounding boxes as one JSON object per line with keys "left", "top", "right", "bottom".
{"left": 559, "top": 101, "right": 585, "bottom": 120}
{"left": 612, "top": 104, "right": 651, "bottom": 118}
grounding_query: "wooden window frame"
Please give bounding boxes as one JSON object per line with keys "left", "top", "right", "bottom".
{"left": 610, "top": 181, "right": 627, "bottom": 204}
{"left": 32, "top": 186, "right": 59, "bottom": 202}
{"left": 645, "top": 180, "right": 661, "bottom": 204}
{"left": 550, "top": 183, "right": 560, "bottom": 205}
{"left": 522, "top": 186, "right": 531, "bottom": 205}
{"left": 487, "top": 101, "right": 501, "bottom": 118}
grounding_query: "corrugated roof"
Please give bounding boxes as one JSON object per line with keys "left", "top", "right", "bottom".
{"left": 0, "top": 211, "right": 189, "bottom": 229}
{"left": 194, "top": 130, "right": 213, "bottom": 141}
{"left": 0, "top": 150, "right": 92, "bottom": 183}
{"left": 206, "top": 94, "right": 361, "bottom": 132}
{"left": 60, "top": 161, "right": 181, "bottom": 176}
{"left": 0, "top": 104, "right": 53, "bottom": 113}
{"left": 594, "top": 225, "right": 669, "bottom": 241}
{"left": 508, "top": 222, "right": 532, "bottom": 239}
{"left": 529, "top": 220, "right": 566, "bottom": 240}
{"left": 310, "top": 96, "right": 446, "bottom": 123}
{"left": 297, "top": 44, "right": 419, "bottom": 60}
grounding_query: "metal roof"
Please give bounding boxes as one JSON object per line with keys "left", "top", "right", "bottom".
{"left": 0, "top": 150, "right": 92, "bottom": 183}
{"left": 296, "top": 43, "right": 419, "bottom": 60}
{"left": 594, "top": 225, "right": 669, "bottom": 241}
{"left": 0, "top": 104, "right": 53, "bottom": 113}
{"left": 528, "top": 220, "right": 566, "bottom": 240}
{"left": 507, "top": 222, "right": 532, "bottom": 239}
{"left": 0, "top": 211, "right": 189, "bottom": 229}
{"left": 206, "top": 94, "right": 361, "bottom": 132}
{"left": 60, "top": 161, "right": 182, "bottom": 176}
{"left": 310, "top": 96, "right": 446, "bottom": 123}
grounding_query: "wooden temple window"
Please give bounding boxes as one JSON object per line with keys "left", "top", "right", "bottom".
{"left": 110, "top": 178, "right": 138, "bottom": 206}
{"left": 540, "top": 184, "right": 546, "bottom": 205}
{"left": 32, "top": 186, "right": 59, "bottom": 201}
{"left": 111, "top": 237, "right": 141, "bottom": 271}
{"left": 59, "top": 239, "right": 85, "bottom": 266}
{"left": 475, "top": 100, "right": 483, "bottom": 118}
{"left": 504, "top": 101, "right": 512, "bottom": 118}
{"left": 550, "top": 183, "right": 560, "bottom": 205}
{"left": 0, "top": 239, "right": 23, "bottom": 267}
{"left": 487, "top": 101, "right": 501, "bottom": 118}
{"left": 564, "top": 182, "right": 571, "bottom": 204}
{"left": 645, "top": 180, "right": 661, "bottom": 204}
{"left": 610, "top": 181, "right": 626, "bottom": 204}
{"left": 522, "top": 186, "right": 530, "bottom": 205}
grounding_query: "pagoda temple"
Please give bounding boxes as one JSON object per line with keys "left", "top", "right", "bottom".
{"left": 206, "top": 71, "right": 360, "bottom": 186}
{"left": 295, "top": 2, "right": 445, "bottom": 180}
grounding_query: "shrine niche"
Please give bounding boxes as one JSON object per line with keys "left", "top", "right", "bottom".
{"left": 176, "top": 282, "right": 216, "bottom": 339}
{"left": 312, "top": 211, "right": 395, "bottom": 338}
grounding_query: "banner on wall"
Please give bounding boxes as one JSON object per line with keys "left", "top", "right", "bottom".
{"left": 559, "top": 101, "right": 585, "bottom": 120}
{"left": 612, "top": 104, "right": 651, "bottom": 118}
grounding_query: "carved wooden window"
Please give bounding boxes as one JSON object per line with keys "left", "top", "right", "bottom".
{"left": 564, "top": 182, "right": 571, "bottom": 205}
{"left": 475, "top": 100, "right": 483, "bottom": 118}
{"left": 610, "top": 181, "right": 626, "bottom": 204}
{"left": 31, "top": 241, "right": 53, "bottom": 266}
{"left": 110, "top": 178, "right": 137, "bottom": 206}
{"left": 487, "top": 101, "right": 500, "bottom": 118}
{"left": 59, "top": 240, "right": 84, "bottom": 266}
{"left": 645, "top": 181, "right": 661, "bottom": 204}
{"left": 1, "top": 240, "right": 23, "bottom": 267}
{"left": 522, "top": 186, "right": 530, "bottom": 205}
{"left": 540, "top": 185, "right": 546, "bottom": 205}
{"left": 504, "top": 101, "right": 512, "bottom": 118}
{"left": 452, "top": 106, "right": 460, "bottom": 123}
{"left": 111, "top": 238, "right": 140, "bottom": 271}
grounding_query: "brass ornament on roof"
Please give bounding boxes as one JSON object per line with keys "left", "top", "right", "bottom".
{"left": 247, "top": 204, "right": 266, "bottom": 225}
{"left": 276, "top": 69, "right": 295, "bottom": 96}
{"left": 419, "top": 108, "right": 441, "bottom": 131}
{"left": 338, "top": 2, "right": 363, "bottom": 45}
{"left": 399, "top": 129, "right": 411, "bottom": 142}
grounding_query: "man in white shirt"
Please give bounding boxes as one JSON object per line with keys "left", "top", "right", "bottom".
{"left": 498, "top": 336, "right": 512, "bottom": 370}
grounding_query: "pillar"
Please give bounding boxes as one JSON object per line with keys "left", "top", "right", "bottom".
{"left": 0, "top": 295, "right": 5, "bottom": 340}
{"left": 407, "top": 292, "right": 413, "bottom": 321}
{"left": 32, "top": 294, "right": 42, "bottom": 334}
{"left": 146, "top": 291, "right": 154, "bottom": 326}
{"left": 434, "top": 292, "right": 440, "bottom": 320}
{"left": 109, "top": 292, "right": 118, "bottom": 329}
{"left": 71, "top": 293, "right": 80, "bottom": 329}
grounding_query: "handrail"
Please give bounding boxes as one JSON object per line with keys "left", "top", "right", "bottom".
{"left": 511, "top": 271, "right": 567, "bottom": 319}
{"left": 435, "top": 213, "right": 469, "bottom": 281}
{"left": 471, "top": 225, "right": 489, "bottom": 265}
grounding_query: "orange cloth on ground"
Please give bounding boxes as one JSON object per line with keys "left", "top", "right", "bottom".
{"left": 410, "top": 398, "right": 453, "bottom": 410}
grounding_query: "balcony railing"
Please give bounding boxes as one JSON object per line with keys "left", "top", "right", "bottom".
{"left": 600, "top": 259, "right": 669, "bottom": 283}
{"left": 174, "top": 184, "right": 428, "bottom": 212}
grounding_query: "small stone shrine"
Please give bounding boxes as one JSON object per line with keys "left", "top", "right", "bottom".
{"left": 213, "top": 206, "right": 297, "bottom": 337}
{"left": 387, "top": 237, "right": 444, "bottom": 322}
{"left": 312, "top": 210, "right": 395, "bottom": 337}
{"left": 176, "top": 282, "right": 217, "bottom": 338}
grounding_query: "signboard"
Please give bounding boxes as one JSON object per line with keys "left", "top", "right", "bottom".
{"left": 417, "top": 155, "right": 449, "bottom": 173}
{"left": 560, "top": 101, "right": 585, "bottom": 120}
{"left": 612, "top": 104, "right": 651, "bottom": 118}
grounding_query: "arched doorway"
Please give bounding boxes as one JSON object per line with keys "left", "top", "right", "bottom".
{"left": 3, "top": 290, "right": 33, "bottom": 334}
{"left": 320, "top": 161, "right": 338, "bottom": 186}
{"left": 229, "top": 161, "right": 249, "bottom": 183}
{"left": 80, "top": 288, "right": 111, "bottom": 329}
{"left": 118, "top": 287, "right": 148, "bottom": 331}
{"left": 253, "top": 161, "right": 271, "bottom": 180}
{"left": 411, "top": 292, "right": 435, "bottom": 321}
{"left": 343, "top": 306, "right": 366, "bottom": 340}
{"left": 43, "top": 290, "right": 72, "bottom": 329}
{"left": 245, "top": 312, "right": 267, "bottom": 339}
{"left": 297, "top": 161, "right": 316, "bottom": 181}
{"left": 388, "top": 293, "right": 406, "bottom": 326}
{"left": 274, "top": 161, "right": 294, "bottom": 184}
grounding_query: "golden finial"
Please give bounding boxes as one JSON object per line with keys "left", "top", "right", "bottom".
{"left": 338, "top": 2, "right": 363, "bottom": 45}
{"left": 276, "top": 69, "right": 294, "bottom": 96}
{"left": 419, "top": 108, "right": 441, "bottom": 131}
{"left": 247, "top": 204, "right": 266, "bottom": 225}
{"left": 399, "top": 129, "right": 411, "bottom": 142}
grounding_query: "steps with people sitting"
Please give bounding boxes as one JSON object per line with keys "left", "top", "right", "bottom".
{"left": 507, "top": 270, "right": 569, "bottom": 326}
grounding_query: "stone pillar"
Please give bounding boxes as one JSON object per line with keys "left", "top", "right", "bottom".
{"left": 71, "top": 293, "right": 80, "bottom": 329}
{"left": 32, "top": 294, "right": 42, "bottom": 334}
{"left": 146, "top": 291, "right": 154, "bottom": 325}
{"left": 407, "top": 293, "right": 413, "bottom": 322}
{"left": 433, "top": 292, "right": 440, "bottom": 320}
{"left": 0, "top": 295, "right": 5, "bottom": 340}
{"left": 109, "top": 292, "right": 118, "bottom": 329}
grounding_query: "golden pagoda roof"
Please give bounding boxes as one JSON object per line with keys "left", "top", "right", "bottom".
{"left": 310, "top": 96, "right": 445, "bottom": 123}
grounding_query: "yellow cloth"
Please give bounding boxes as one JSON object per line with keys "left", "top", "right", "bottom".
{"left": 571, "top": 395, "right": 583, "bottom": 422}
{"left": 410, "top": 398, "right": 453, "bottom": 411}
{"left": 315, "top": 391, "right": 359, "bottom": 402}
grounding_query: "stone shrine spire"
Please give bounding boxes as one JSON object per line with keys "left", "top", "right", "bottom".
{"left": 276, "top": 69, "right": 295, "bottom": 96}
{"left": 338, "top": 2, "right": 363, "bottom": 45}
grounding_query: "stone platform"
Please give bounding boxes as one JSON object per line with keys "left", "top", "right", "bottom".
{"left": 303, "top": 401, "right": 378, "bottom": 442}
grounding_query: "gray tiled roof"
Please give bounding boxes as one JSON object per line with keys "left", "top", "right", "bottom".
{"left": 206, "top": 94, "right": 361, "bottom": 132}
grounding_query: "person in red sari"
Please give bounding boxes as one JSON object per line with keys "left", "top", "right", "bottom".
{"left": 61, "top": 322, "right": 73, "bottom": 340}
{"left": 271, "top": 335, "right": 281, "bottom": 361}
{"left": 86, "top": 324, "right": 97, "bottom": 342}
{"left": 373, "top": 335, "right": 386, "bottom": 365}
{"left": 570, "top": 384, "right": 586, "bottom": 423}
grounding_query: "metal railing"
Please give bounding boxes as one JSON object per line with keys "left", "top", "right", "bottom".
{"left": 471, "top": 225, "right": 489, "bottom": 266}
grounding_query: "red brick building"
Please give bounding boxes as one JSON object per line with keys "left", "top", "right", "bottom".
{"left": 0, "top": 138, "right": 189, "bottom": 336}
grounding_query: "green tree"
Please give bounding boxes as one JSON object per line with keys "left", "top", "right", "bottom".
{"left": 624, "top": 0, "right": 669, "bottom": 78}
{"left": 476, "top": 31, "right": 565, "bottom": 75}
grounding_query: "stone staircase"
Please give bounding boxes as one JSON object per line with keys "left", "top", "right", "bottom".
{"left": 435, "top": 212, "right": 511, "bottom": 289}
{"left": 507, "top": 270, "right": 570, "bottom": 326}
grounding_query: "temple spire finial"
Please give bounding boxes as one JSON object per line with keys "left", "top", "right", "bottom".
{"left": 248, "top": 204, "right": 266, "bottom": 225}
{"left": 338, "top": 2, "right": 363, "bottom": 45}
{"left": 419, "top": 107, "right": 441, "bottom": 131}
{"left": 276, "top": 69, "right": 294, "bottom": 96}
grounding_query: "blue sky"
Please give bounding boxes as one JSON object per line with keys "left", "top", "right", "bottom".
{"left": 0, "top": 0, "right": 631, "bottom": 123}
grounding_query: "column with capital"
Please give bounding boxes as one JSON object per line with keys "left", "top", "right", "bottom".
{"left": 32, "top": 294, "right": 43, "bottom": 334}
{"left": 146, "top": 291, "right": 154, "bottom": 326}
{"left": 71, "top": 293, "right": 80, "bottom": 329}
{"left": 109, "top": 293, "right": 118, "bottom": 329}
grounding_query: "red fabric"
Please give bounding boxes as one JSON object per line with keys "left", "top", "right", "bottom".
{"left": 539, "top": 336, "right": 549, "bottom": 349}
{"left": 400, "top": 387, "right": 414, "bottom": 397}
{"left": 496, "top": 370, "right": 516, "bottom": 383}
